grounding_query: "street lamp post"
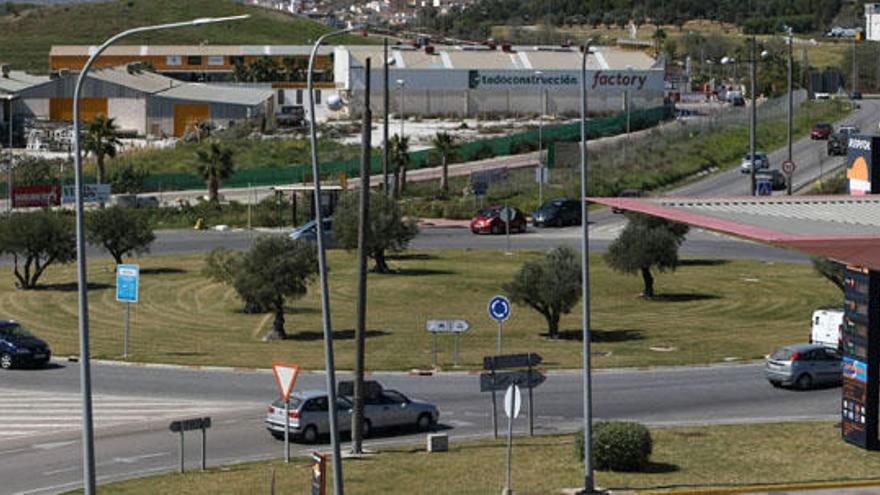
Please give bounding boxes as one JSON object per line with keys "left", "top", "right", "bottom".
{"left": 308, "top": 26, "right": 357, "bottom": 495}
{"left": 579, "top": 40, "right": 596, "bottom": 495}
{"left": 536, "top": 70, "right": 544, "bottom": 208}
{"left": 71, "top": 15, "right": 249, "bottom": 495}
{"left": 396, "top": 78, "right": 406, "bottom": 138}
{"left": 786, "top": 27, "right": 793, "bottom": 163}
{"left": 749, "top": 36, "right": 758, "bottom": 196}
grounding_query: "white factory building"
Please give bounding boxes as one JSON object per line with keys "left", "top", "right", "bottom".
{"left": 333, "top": 44, "right": 666, "bottom": 118}
{"left": 867, "top": 3, "right": 880, "bottom": 41}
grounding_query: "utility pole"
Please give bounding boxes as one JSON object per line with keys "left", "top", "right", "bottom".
{"left": 749, "top": 36, "right": 757, "bottom": 196}
{"left": 352, "top": 58, "right": 371, "bottom": 455}
{"left": 383, "top": 38, "right": 390, "bottom": 195}
{"left": 536, "top": 70, "right": 544, "bottom": 208}
{"left": 787, "top": 27, "right": 793, "bottom": 163}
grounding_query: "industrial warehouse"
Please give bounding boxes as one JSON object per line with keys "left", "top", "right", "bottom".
{"left": 42, "top": 43, "right": 665, "bottom": 120}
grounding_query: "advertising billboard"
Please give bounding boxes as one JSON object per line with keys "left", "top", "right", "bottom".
{"left": 12, "top": 185, "right": 61, "bottom": 208}
{"left": 846, "top": 135, "right": 880, "bottom": 195}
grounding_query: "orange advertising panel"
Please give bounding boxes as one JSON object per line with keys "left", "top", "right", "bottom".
{"left": 49, "top": 98, "right": 108, "bottom": 122}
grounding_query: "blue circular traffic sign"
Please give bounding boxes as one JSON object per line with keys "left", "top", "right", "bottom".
{"left": 488, "top": 295, "right": 511, "bottom": 322}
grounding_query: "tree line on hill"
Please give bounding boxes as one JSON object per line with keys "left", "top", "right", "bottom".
{"left": 420, "top": 0, "right": 842, "bottom": 36}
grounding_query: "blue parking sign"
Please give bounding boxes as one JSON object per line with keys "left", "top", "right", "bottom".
{"left": 116, "top": 265, "right": 140, "bottom": 303}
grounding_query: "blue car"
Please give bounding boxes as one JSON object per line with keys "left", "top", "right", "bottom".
{"left": 0, "top": 321, "right": 51, "bottom": 369}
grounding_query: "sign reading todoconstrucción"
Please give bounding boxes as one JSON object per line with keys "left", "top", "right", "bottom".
{"left": 467, "top": 69, "right": 664, "bottom": 92}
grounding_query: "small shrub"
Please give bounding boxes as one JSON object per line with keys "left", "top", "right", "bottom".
{"left": 575, "top": 422, "right": 652, "bottom": 472}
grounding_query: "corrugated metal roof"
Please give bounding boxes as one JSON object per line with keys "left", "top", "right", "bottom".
{"left": 0, "top": 71, "right": 51, "bottom": 95}
{"left": 159, "top": 83, "right": 273, "bottom": 106}
{"left": 590, "top": 195, "right": 880, "bottom": 270}
{"left": 89, "top": 67, "right": 182, "bottom": 94}
{"left": 50, "top": 45, "right": 333, "bottom": 57}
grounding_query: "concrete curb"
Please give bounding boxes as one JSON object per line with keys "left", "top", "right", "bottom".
{"left": 635, "top": 478, "right": 880, "bottom": 495}
{"left": 60, "top": 356, "right": 760, "bottom": 376}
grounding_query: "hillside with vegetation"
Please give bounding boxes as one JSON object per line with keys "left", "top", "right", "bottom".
{"left": 424, "top": 0, "right": 843, "bottom": 37}
{"left": 0, "top": 0, "right": 369, "bottom": 73}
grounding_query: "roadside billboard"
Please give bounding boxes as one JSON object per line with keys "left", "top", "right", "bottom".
{"left": 12, "top": 185, "right": 61, "bottom": 208}
{"left": 846, "top": 135, "right": 880, "bottom": 195}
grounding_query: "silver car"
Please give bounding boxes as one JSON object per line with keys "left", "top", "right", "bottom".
{"left": 740, "top": 151, "right": 769, "bottom": 173}
{"left": 288, "top": 218, "right": 338, "bottom": 248}
{"left": 765, "top": 343, "right": 842, "bottom": 390}
{"left": 265, "top": 388, "right": 440, "bottom": 443}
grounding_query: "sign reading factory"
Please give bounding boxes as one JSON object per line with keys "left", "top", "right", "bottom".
{"left": 466, "top": 69, "right": 664, "bottom": 93}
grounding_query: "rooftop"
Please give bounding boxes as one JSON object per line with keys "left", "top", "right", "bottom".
{"left": 0, "top": 71, "right": 50, "bottom": 95}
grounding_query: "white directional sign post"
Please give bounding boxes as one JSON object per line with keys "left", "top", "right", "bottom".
{"left": 503, "top": 384, "right": 522, "bottom": 495}
{"left": 499, "top": 205, "right": 515, "bottom": 254}
{"left": 426, "top": 319, "right": 471, "bottom": 367}
{"left": 488, "top": 295, "right": 511, "bottom": 354}
{"left": 272, "top": 362, "right": 300, "bottom": 463}
{"left": 115, "top": 264, "right": 139, "bottom": 359}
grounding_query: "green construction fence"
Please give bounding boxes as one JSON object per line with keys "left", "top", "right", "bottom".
{"left": 144, "top": 104, "right": 674, "bottom": 192}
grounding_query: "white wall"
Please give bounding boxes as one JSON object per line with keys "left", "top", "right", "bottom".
{"left": 108, "top": 98, "right": 147, "bottom": 134}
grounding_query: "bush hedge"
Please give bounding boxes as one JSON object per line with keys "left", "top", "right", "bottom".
{"left": 575, "top": 421, "right": 653, "bottom": 472}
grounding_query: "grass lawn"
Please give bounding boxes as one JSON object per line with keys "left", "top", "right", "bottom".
{"left": 5, "top": 249, "right": 840, "bottom": 370}
{"left": 69, "top": 422, "right": 880, "bottom": 494}
{"left": 0, "top": 0, "right": 370, "bottom": 73}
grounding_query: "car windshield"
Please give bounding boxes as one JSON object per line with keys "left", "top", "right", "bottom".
{"left": 479, "top": 209, "right": 500, "bottom": 217}
{"left": 770, "top": 348, "right": 796, "bottom": 360}
{"left": 0, "top": 323, "right": 35, "bottom": 339}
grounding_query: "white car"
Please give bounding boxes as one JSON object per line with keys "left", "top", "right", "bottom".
{"left": 740, "top": 152, "right": 769, "bottom": 173}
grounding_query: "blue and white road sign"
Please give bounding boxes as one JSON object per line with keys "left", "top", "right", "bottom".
{"left": 116, "top": 264, "right": 140, "bottom": 303}
{"left": 488, "top": 295, "right": 511, "bottom": 322}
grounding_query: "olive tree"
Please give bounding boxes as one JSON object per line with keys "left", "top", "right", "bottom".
{"left": 333, "top": 192, "right": 419, "bottom": 273}
{"left": 203, "top": 236, "right": 318, "bottom": 339}
{"left": 504, "top": 246, "right": 581, "bottom": 339}
{"left": 85, "top": 207, "right": 155, "bottom": 265}
{"left": 812, "top": 257, "right": 846, "bottom": 294}
{"left": 0, "top": 210, "right": 75, "bottom": 289}
{"left": 604, "top": 213, "right": 689, "bottom": 298}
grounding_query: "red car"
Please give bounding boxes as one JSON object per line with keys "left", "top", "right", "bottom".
{"left": 470, "top": 206, "right": 527, "bottom": 234}
{"left": 811, "top": 123, "right": 833, "bottom": 140}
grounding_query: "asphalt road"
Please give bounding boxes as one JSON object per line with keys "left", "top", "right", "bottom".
{"left": 0, "top": 361, "right": 839, "bottom": 495}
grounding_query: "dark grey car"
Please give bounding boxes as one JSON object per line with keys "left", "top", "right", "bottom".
{"left": 765, "top": 343, "right": 842, "bottom": 390}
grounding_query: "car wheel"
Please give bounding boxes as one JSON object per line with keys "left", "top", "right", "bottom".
{"left": 270, "top": 430, "right": 285, "bottom": 440}
{"left": 417, "top": 413, "right": 433, "bottom": 432}
{"left": 518, "top": 224, "right": 526, "bottom": 233}
{"left": 491, "top": 223, "right": 502, "bottom": 235}
{"left": 361, "top": 419, "right": 372, "bottom": 438}
{"left": 0, "top": 353, "right": 12, "bottom": 370}
{"left": 795, "top": 374, "right": 813, "bottom": 390}
{"left": 555, "top": 217, "right": 564, "bottom": 227}
{"left": 769, "top": 380, "right": 782, "bottom": 388}
{"left": 301, "top": 425, "right": 319, "bottom": 444}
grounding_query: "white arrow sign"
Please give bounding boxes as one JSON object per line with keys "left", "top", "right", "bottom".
{"left": 504, "top": 384, "right": 522, "bottom": 419}
{"left": 272, "top": 362, "right": 300, "bottom": 400}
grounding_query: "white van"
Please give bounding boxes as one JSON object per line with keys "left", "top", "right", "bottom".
{"left": 810, "top": 309, "right": 844, "bottom": 349}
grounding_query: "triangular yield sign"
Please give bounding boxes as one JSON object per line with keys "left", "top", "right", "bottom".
{"left": 272, "top": 362, "right": 300, "bottom": 400}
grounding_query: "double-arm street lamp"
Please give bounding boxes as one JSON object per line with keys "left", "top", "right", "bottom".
{"left": 72, "top": 16, "right": 249, "bottom": 495}
{"left": 307, "top": 26, "right": 359, "bottom": 495}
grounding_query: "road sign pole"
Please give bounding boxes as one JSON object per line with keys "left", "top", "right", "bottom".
{"left": 179, "top": 430, "right": 185, "bottom": 473}
{"left": 432, "top": 332, "right": 437, "bottom": 368}
{"left": 123, "top": 301, "right": 130, "bottom": 359}
{"left": 454, "top": 333, "right": 460, "bottom": 367}
{"left": 527, "top": 359, "right": 534, "bottom": 437}
{"left": 504, "top": 388, "right": 514, "bottom": 495}
{"left": 504, "top": 207, "right": 511, "bottom": 255}
{"left": 497, "top": 321, "right": 502, "bottom": 355}
{"left": 284, "top": 399, "right": 290, "bottom": 463}
{"left": 491, "top": 369, "right": 498, "bottom": 439}
{"left": 201, "top": 425, "right": 207, "bottom": 470}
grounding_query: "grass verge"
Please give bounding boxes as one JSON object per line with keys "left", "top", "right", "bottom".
{"left": 8, "top": 249, "right": 839, "bottom": 370}
{"left": 67, "top": 422, "right": 880, "bottom": 494}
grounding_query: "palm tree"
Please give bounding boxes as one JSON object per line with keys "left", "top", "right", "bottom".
{"left": 194, "top": 139, "right": 235, "bottom": 203}
{"left": 431, "top": 132, "right": 456, "bottom": 198}
{"left": 82, "top": 114, "right": 121, "bottom": 185}
{"left": 389, "top": 134, "right": 410, "bottom": 198}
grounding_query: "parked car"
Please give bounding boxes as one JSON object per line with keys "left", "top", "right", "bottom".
{"left": 532, "top": 198, "right": 581, "bottom": 227}
{"left": 851, "top": 91, "right": 863, "bottom": 100}
{"left": 612, "top": 189, "right": 643, "bottom": 214}
{"left": 765, "top": 343, "right": 842, "bottom": 390}
{"left": 289, "top": 218, "right": 338, "bottom": 248}
{"left": 265, "top": 388, "right": 439, "bottom": 443}
{"left": 470, "top": 206, "right": 527, "bottom": 234}
{"left": 277, "top": 105, "right": 306, "bottom": 128}
{"left": 810, "top": 123, "right": 833, "bottom": 140}
{"left": 827, "top": 133, "right": 849, "bottom": 156}
{"left": 0, "top": 321, "right": 51, "bottom": 369}
{"left": 755, "top": 170, "right": 787, "bottom": 191}
{"left": 265, "top": 391, "right": 353, "bottom": 443}
{"left": 740, "top": 152, "right": 770, "bottom": 173}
